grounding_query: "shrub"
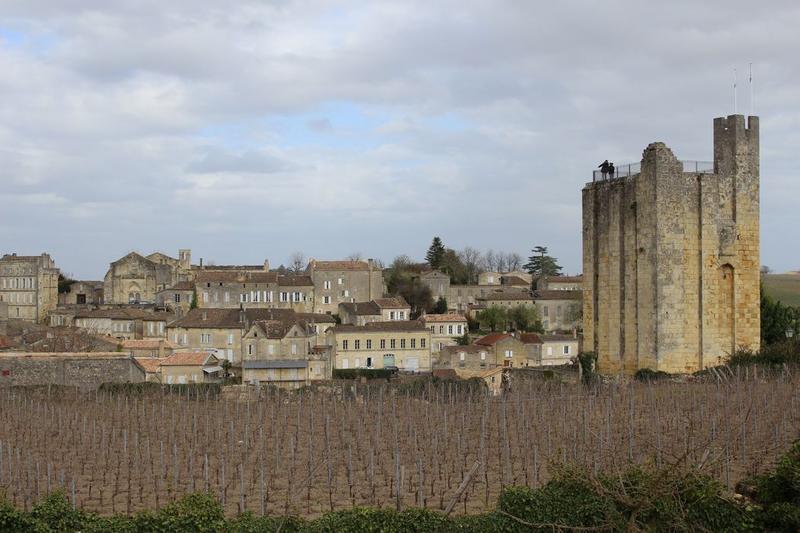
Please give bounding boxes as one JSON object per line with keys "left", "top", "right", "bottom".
{"left": 332, "top": 368, "right": 394, "bottom": 380}
{"left": 633, "top": 368, "right": 671, "bottom": 382}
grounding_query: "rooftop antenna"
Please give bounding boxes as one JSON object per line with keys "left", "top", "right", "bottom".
{"left": 749, "top": 62, "right": 754, "bottom": 116}
{"left": 733, "top": 68, "right": 738, "bottom": 114}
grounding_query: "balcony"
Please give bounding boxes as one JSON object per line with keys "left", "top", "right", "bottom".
{"left": 592, "top": 160, "right": 714, "bottom": 182}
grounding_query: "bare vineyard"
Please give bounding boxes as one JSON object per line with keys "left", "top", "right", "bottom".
{"left": 0, "top": 373, "right": 798, "bottom": 517}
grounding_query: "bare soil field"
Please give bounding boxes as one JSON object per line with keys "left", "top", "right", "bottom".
{"left": 0, "top": 373, "right": 797, "bottom": 518}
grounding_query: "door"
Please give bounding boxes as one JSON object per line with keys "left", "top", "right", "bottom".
{"left": 405, "top": 357, "right": 418, "bottom": 371}
{"left": 383, "top": 354, "right": 395, "bottom": 367}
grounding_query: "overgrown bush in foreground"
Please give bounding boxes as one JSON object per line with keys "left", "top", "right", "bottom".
{"left": 7, "top": 447, "right": 800, "bottom": 532}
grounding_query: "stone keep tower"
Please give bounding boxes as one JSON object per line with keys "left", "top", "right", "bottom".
{"left": 582, "top": 115, "right": 760, "bottom": 374}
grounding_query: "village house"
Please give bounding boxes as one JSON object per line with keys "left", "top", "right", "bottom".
{"left": 436, "top": 344, "right": 491, "bottom": 370}
{"left": 121, "top": 338, "right": 177, "bottom": 358}
{"left": 0, "top": 253, "right": 60, "bottom": 323}
{"left": 474, "top": 291, "right": 537, "bottom": 315}
{"left": 517, "top": 333, "right": 544, "bottom": 365}
{"left": 535, "top": 275, "right": 583, "bottom": 291}
{"left": 475, "top": 333, "right": 528, "bottom": 368}
{"left": 104, "top": 250, "right": 193, "bottom": 305}
{"left": 540, "top": 333, "right": 580, "bottom": 366}
{"left": 167, "top": 308, "right": 245, "bottom": 364}
{"left": 194, "top": 270, "right": 314, "bottom": 313}
{"left": 241, "top": 318, "right": 330, "bottom": 388}
{"left": 421, "top": 313, "right": 468, "bottom": 353}
{"left": 60, "top": 281, "right": 104, "bottom": 306}
{"left": 338, "top": 297, "right": 410, "bottom": 326}
{"left": 73, "top": 308, "right": 173, "bottom": 340}
{"left": 327, "top": 321, "right": 431, "bottom": 372}
{"left": 306, "top": 259, "right": 385, "bottom": 314}
{"left": 155, "top": 281, "right": 195, "bottom": 316}
{"left": 532, "top": 290, "right": 582, "bottom": 332}
{"left": 159, "top": 352, "right": 222, "bottom": 384}
{"left": 134, "top": 357, "right": 163, "bottom": 382}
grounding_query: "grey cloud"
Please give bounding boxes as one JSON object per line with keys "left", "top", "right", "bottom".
{"left": 186, "top": 148, "right": 294, "bottom": 174}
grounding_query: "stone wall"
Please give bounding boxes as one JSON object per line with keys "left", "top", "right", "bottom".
{"left": 0, "top": 352, "right": 146, "bottom": 388}
{"left": 583, "top": 115, "right": 760, "bottom": 374}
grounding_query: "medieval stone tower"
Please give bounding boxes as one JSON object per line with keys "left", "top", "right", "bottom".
{"left": 582, "top": 115, "right": 760, "bottom": 374}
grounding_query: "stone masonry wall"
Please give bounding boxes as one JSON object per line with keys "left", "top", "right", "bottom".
{"left": 583, "top": 115, "right": 760, "bottom": 374}
{"left": 0, "top": 354, "right": 145, "bottom": 389}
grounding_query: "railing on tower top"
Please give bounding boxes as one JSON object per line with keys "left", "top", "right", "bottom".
{"left": 592, "top": 160, "right": 714, "bottom": 182}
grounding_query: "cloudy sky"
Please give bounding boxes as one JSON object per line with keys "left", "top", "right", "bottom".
{"left": 1, "top": 1, "right": 798, "bottom": 279}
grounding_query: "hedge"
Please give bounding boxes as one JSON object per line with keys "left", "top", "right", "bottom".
{"left": 332, "top": 368, "right": 395, "bottom": 380}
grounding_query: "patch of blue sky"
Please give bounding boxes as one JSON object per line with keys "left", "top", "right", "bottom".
{"left": 195, "top": 102, "right": 472, "bottom": 153}
{"left": 0, "top": 24, "right": 60, "bottom": 54}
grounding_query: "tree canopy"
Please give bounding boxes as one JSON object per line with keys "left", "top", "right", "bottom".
{"left": 425, "top": 237, "right": 446, "bottom": 269}
{"left": 524, "top": 246, "right": 563, "bottom": 278}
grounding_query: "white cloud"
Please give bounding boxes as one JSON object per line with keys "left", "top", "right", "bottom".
{"left": 0, "top": 0, "right": 798, "bottom": 277}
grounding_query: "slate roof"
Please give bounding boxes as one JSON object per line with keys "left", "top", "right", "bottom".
{"left": 339, "top": 301, "right": 381, "bottom": 316}
{"left": 250, "top": 320, "right": 296, "bottom": 339}
{"left": 296, "top": 313, "right": 336, "bottom": 324}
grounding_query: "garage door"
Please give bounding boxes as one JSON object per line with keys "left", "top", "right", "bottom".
{"left": 405, "top": 357, "right": 418, "bottom": 371}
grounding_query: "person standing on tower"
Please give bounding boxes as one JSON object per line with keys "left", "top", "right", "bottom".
{"left": 607, "top": 162, "right": 615, "bottom": 178}
{"left": 598, "top": 160, "right": 610, "bottom": 179}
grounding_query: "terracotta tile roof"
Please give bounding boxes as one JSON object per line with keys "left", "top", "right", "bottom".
{"left": 421, "top": 313, "right": 467, "bottom": 323}
{"left": 532, "top": 290, "right": 582, "bottom": 301}
{"left": 339, "top": 301, "right": 381, "bottom": 316}
{"left": 518, "top": 333, "right": 543, "bottom": 345}
{"left": 333, "top": 320, "right": 427, "bottom": 333}
{"left": 195, "top": 271, "right": 279, "bottom": 284}
{"left": 161, "top": 352, "right": 216, "bottom": 366}
{"left": 310, "top": 260, "right": 371, "bottom": 271}
{"left": 121, "top": 339, "right": 177, "bottom": 350}
{"left": 475, "top": 333, "right": 511, "bottom": 346}
{"left": 134, "top": 357, "right": 163, "bottom": 373}
{"left": 373, "top": 297, "right": 409, "bottom": 309}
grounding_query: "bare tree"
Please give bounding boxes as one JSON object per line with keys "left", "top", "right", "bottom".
{"left": 484, "top": 250, "right": 498, "bottom": 272}
{"left": 289, "top": 252, "right": 306, "bottom": 274}
{"left": 346, "top": 252, "right": 364, "bottom": 262}
{"left": 459, "top": 247, "right": 482, "bottom": 284}
{"left": 507, "top": 253, "right": 523, "bottom": 272}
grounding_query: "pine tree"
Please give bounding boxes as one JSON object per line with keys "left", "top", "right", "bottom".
{"left": 425, "top": 237, "right": 446, "bottom": 268}
{"left": 524, "top": 246, "right": 563, "bottom": 277}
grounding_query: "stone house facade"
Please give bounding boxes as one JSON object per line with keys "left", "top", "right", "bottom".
{"left": 0, "top": 253, "right": 59, "bottom": 323}
{"left": 418, "top": 271, "right": 450, "bottom": 302}
{"left": 475, "top": 333, "right": 528, "bottom": 368}
{"left": 73, "top": 309, "right": 173, "bottom": 340}
{"left": 194, "top": 271, "right": 314, "bottom": 313}
{"left": 241, "top": 319, "right": 330, "bottom": 388}
{"left": 532, "top": 290, "right": 582, "bottom": 332}
{"left": 583, "top": 115, "right": 760, "bottom": 374}
{"left": 60, "top": 281, "right": 104, "bottom": 306}
{"left": 307, "top": 260, "right": 385, "bottom": 314}
{"left": 155, "top": 281, "right": 195, "bottom": 316}
{"left": 338, "top": 297, "right": 410, "bottom": 326}
{"left": 421, "top": 313, "right": 468, "bottom": 353}
{"left": 327, "top": 321, "right": 431, "bottom": 372}
{"left": 536, "top": 275, "right": 583, "bottom": 291}
{"left": 436, "top": 344, "right": 491, "bottom": 371}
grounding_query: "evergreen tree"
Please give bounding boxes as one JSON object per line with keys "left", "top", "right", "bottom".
{"left": 433, "top": 297, "right": 448, "bottom": 314}
{"left": 425, "top": 237, "right": 446, "bottom": 269}
{"left": 524, "top": 246, "right": 563, "bottom": 277}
